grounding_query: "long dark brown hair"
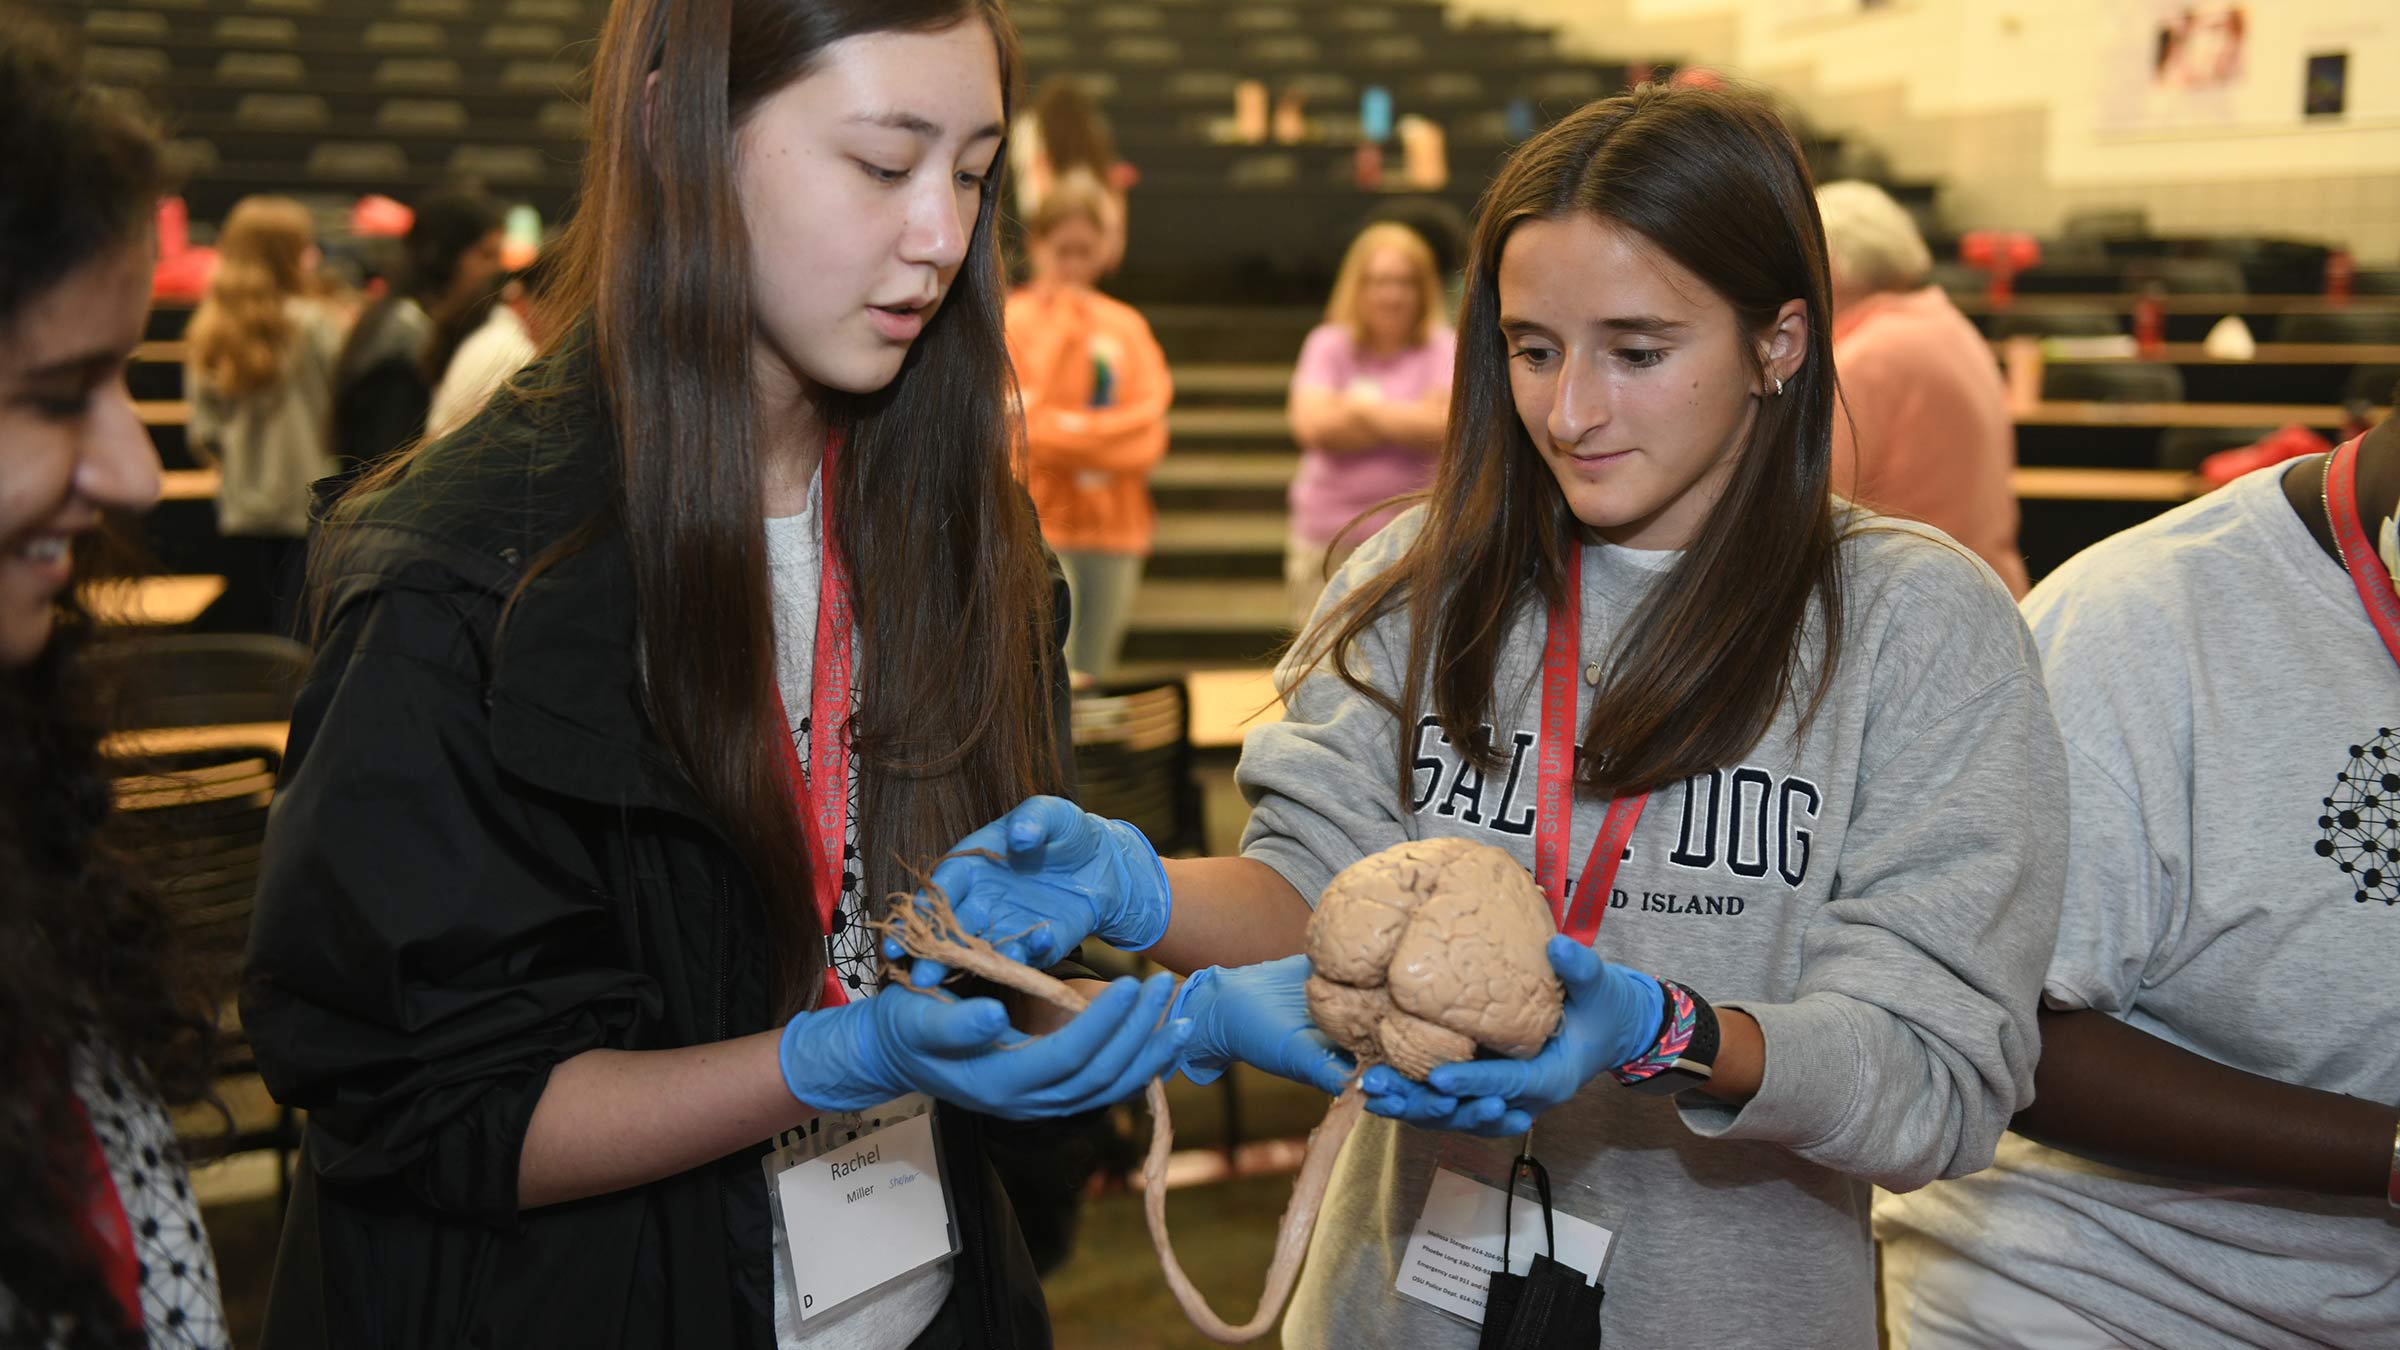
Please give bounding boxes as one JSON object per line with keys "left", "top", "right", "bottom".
{"left": 1300, "top": 84, "right": 1846, "bottom": 804}
{"left": 347, "top": 0, "right": 1057, "bottom": 1016}
{"left": 0, "top": 14, "right": 214, "bottom": 1349}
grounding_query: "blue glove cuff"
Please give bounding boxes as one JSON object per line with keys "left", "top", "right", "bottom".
{"left": 778, "top": 1011, "right": 814, "bottom": 1103}
{"left": 1165, "top": 968, "right": 1228, "bottom": 1085}
{"left": 1604, "top": 967, "right": 1669, "bottom": 1072}
{"left": 1097, "top": 816, "right": 1173, "bottom": 952}
{"left": 779, "top": 1000, "right": 907, "bottom": 1114}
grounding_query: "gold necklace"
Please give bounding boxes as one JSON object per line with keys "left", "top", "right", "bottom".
{"left": 2325, "top": 451, "right": 2352, "bottom": 576}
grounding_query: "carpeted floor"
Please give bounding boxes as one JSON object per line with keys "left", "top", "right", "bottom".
{"left": 1044, "top": 1172, "right": 1304, "bottom": 1350}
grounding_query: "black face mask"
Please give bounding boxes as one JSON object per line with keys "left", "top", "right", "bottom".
{"left": 1477, "top": 1152, "right": 1603, "bottom": 1350}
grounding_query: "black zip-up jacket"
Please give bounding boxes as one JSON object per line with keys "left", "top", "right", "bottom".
{"left": 242, "top": 366, "right": 1064, "bottom": 1349}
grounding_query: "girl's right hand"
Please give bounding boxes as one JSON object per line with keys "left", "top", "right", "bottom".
{"left": 779, "top": 972, "right": 1188, "bottom": 1121}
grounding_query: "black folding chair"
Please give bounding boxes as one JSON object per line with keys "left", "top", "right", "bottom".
{"left": 1993, "top": 308, "right": 2124, "bottom": 339}
{"left": 1070, "top": 677, "right": 1204, "bottom": 859}
{"left": 92, "top": 633, "right": 311, "bottom": 1210}
{"left": 1065, "top": 677, "right": 1253, "bottom": 1162}
{"left": 2042, "top": 360, "right": 2186, "bottom": 404}
{"left": 2278, "top": 310, "right": 2400, "bottom": 345}
{"left": 2156, "top": 425, "right": 2276, "bottom": 472}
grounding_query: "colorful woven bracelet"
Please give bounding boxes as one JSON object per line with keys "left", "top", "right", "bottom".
{"left": 2387, "top": 1116, "right": 2399, "bottom": 1210}
{"left": 1612, "top": 980, "right": 1699, "bottom": 1087}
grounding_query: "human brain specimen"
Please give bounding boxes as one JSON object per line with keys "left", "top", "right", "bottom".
{"left": 1304, "top": 837, "right": 1565, "bottom": 1080}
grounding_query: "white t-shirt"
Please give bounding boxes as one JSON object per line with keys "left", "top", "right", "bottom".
{"left": 763, "top": 476, "right": 952, "bottom": 1348}
{"left": 1876, "top": 460, "right": 2400, "bottom": 1348}
{"left": 426, "top": 305, "right": 536, "bottom": 441}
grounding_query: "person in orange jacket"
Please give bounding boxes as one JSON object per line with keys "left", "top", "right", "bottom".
{"left": 1006, "top": 169, "right": 1172, "bottom": 678}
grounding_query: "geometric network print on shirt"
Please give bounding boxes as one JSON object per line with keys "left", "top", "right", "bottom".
{"left": 69, "top": 1040, "right": 230, "bottom": 1350}
{"left": 793, "top": 709, "right": 879, "bottom": 996}
{"left": 2318, "top": 727, "right": 2400, "bottom": 905}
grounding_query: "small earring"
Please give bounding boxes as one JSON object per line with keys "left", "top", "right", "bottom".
{"left": 1769, "top": 374, "right": 1785, "bottom": 397}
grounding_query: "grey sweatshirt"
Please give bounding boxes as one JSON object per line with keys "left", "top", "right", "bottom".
{"left": 188, "top": 295, "right": 343, "bottom": 539}
{"left": 1239, "top": 508, "right": 2069, "bottom": 1349}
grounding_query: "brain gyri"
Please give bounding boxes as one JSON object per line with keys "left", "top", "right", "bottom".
{"left": 1304, "top": 837, "right": 1565, "bottom": 1080}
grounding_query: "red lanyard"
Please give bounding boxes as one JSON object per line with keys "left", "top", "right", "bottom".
{"left": 2328, "top": 435, "right": 2400, "bottom": 670}
{"left": 768, "top": 443, "right": 855, "bottom": 1008}
{"left": 66, "top": 1094, "right": 141, "bottom": 1326}
{"left": 1533, "top": 542, "right": 1650, "bottom": 944}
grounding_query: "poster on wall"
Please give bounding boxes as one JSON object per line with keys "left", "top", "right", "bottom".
{"left": 2304, "top": 51, "right": 2348, "bottom": 118}
{"left": 2097, "top": 2, "right": 2395, "bottom": 134}
{"left": 2152, "top": 5, "right": 2249, "bottom": 90}
{"left": 2099, "top": 2, "right": 2253, "bottom": 131}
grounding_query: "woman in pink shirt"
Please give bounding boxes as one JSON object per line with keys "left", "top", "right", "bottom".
{"left": 1819, "top": 181, "right": 2029, "bottom": 596}
{"left": 1284, "top": 222, "right": 1456, "bottom": 626}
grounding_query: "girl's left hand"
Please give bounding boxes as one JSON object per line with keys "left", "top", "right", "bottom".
{"left": 882, "top": 796, "right": 1172, "bottom": 986}
{"left": 1170, "top": 954, "right": 1356, "bottom": 1097}
{"left": 1361, "top": 937, "right": 1665, "bottom": 1136}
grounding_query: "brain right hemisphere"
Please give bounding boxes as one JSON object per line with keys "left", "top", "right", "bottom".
{"left": 1304, "top": 837, "right": 1564, "bottom": 1080}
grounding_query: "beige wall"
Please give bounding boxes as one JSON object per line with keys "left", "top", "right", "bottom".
{"left": 1451, "top": 0, "right": 2400, "bottom": 262}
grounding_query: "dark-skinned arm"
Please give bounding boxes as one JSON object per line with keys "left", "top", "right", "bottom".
{"left": 2012, "top": 1006, "right": 2396, "bottom": 1199}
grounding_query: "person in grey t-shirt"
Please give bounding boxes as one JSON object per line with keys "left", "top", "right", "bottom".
{"left": 1877, "top": 409, "right": 2400, "bottom": 1348}
{"left": 895, "top": 87, "right": 2067, "bottom": 1349}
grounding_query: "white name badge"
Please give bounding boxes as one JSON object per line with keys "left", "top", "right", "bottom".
{"left": 1394, "top": 1166, "right": 1615, "bottom": 1326}
{"left": 763, "top": 1095, "right": 958, "bottom": 1323}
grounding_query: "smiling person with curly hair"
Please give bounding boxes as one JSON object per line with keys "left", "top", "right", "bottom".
{"left": 0, "top": 13, "right": 230, "bottom": 1350}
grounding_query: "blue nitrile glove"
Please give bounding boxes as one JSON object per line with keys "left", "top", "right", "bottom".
{"left": 1355, "top": 1065, "right": 1508, "bottom": 1135}
{"left": 1167, "top": 955, "right": 1354, "bottom": 1097}
{"left": 779, "top": 972, "right": 1190, "bottom": 1120}
{"left": 880, "top": 795, "right": 1172, "bottom": 987}
{"left": 1363, "top": 937, "right": 1664, "bottom": 1137}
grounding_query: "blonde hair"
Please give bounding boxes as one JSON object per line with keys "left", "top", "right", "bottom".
{"left": 1323, "top": 221, "right": 1443, "bottom": 348}
{"left": 1815, "top": 180, "right": 1931, "bottom": 297}
{"left": 1027, "top": 165, "right": 1111, "bottom": 239}
{"left": 187, "top": 195, "right": 314, "bottom": 400}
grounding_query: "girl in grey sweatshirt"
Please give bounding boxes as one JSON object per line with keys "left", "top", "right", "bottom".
{"left": 900, "top": 85, "right": 2067, "bottom": 1349}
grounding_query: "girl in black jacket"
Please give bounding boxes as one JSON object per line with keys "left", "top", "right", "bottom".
{"left": 242, "top": 4, "right": 1182, "bottom": 1347}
